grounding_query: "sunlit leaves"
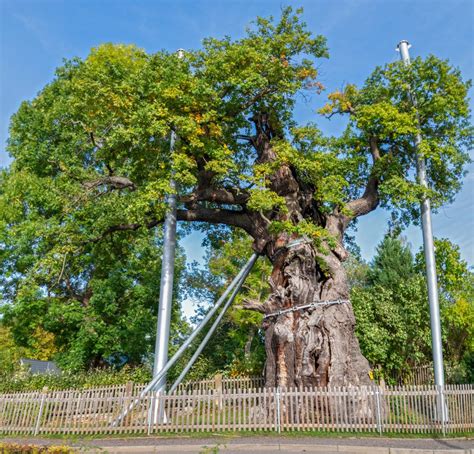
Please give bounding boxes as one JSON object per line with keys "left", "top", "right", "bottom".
{"left": 247, "top": 188, "right": 287, "bottom": 212}
{"left": 355, "top": 102, "right": 417, "bottom": 138}
{"left": 269, "top": 219, "right": 336, "bottom": 252}
{"left": 321, "top": 56, "right": 472, "bottom": 225}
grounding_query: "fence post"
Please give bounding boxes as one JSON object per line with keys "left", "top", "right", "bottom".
{"left": 215, "top": 374, "right": 223, "bottom": 410}
{"left": 374, "top": 386, "right": 383, "bottom": 435}
{"left": 34, "top": 386, "right": 48, "bottom": 436}
{"left": 275, "top": 387, "right": 281, "bottom": 434}
{"left": 147, "top": 391, "right": 154, "bottom": 435}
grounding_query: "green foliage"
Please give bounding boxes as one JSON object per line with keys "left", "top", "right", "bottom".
{"left": 0, "top": 365, "right": 152, "bottom": 393}
{"left": 247, "top": 188, "right": 287, "bottom": 213}
{"left": 351, "top": 234, "right": 474, "bottom": 383}
{"left": 352, "top": 276, "right": 432, "bottom": 379}
{"left": 0, "top": 7, "right": 328, "bottom": 371}
{"left": 416, "top": 238, "right": 473, "bottom": 381}
{"left": 321, "top": 56, "right": 472, "bottom": 225}
{"left": 0, "top": 7, "right": 471, "bottom": 378}
{"left": 1, "top": 230, "right": 189, "bottom": 370}
{"left": 367, "top": 235, "right": 416, "bottom": 288}
{"left": 185, "top": 230, "right": 271, "bottom": 378}
{"left": 0, "top": 323, "right": 59, "bottom": 378}
{"left": 415, "top": 238, "right": 472, "bottom": 299}
{"left": 0, "top": 324, "right": 29, "bottom": 376}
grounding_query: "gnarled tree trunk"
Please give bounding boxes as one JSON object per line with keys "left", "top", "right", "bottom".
{"left": 261, "top": 240, "right": 371, "bottom": 388}
{"left": 237, "top": 114, "right": 375, "bottom": 389}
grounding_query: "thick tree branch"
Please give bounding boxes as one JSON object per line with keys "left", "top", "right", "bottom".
{"left": 180, "top": 187, "right": 249, "bottom": 205}
{"left": 368, "top": 135, "right": 381, "bottom": 161}
{"left": 88, "top": 219, "right": 160, "bottom": 243}
{"left": 344, "top": 136, "right": 380, "bottom": 218}
{"left": 241, "top": 299, "right": 266, "bottom": 313}
{"left": 327, "top": 136, "right": 381, "bottom": 237}
{"left": 88, "top": 206, "right": 253, "bottom": 245}
{"left": 177, "top": 207, "right": 253, "bottom": 233}
{"left": 83, "top": 176, "right": 136, "bottom": 191}
{"left": 344, "top": 176, "right": 379, "bottom": 219}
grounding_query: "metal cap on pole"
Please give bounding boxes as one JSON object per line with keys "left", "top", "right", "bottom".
{"left": 396, "top": 40, "right": 412, "bottom": 63}
{"left": 396, "top": 40, "right": 447, "bottom": 426}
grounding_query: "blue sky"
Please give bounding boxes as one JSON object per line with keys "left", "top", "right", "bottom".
{"left": 1, "top": 0, "right": 473, "bottom": 316}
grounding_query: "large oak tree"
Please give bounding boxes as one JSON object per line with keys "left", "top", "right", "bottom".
{"left": 1, "top": 8, "right": 471, "bottom": 385}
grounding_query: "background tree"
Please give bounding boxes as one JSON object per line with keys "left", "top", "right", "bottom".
{"left": 351, "top": 234, "right": 432, "bottom": 380}
{"left": 366, "top": 235, "right": 416, "bottom": 287}
{"left": 185, "top": 230, "right": 271, "bottom": 377}
{"left": 351, "top": 235, "right": 473, "bottom": 384}
{"left": 0, "top": 218, "right": 189, "bottom": 370}
{"left": 416, "top": 239, "right": 474, "bottom": 383}
{"left": 0, "top": 8, "right": 471, "bottom": 386}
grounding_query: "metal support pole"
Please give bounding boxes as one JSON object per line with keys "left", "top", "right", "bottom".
{"left": 169, "top": 267, "right": 250, "bottom": 393}
{"left": 396, "top": 40, "right": 447, "bottom": 423}
{"left": 112, "top": 253, "right": 258, "bottom": 427}
{"left": 152, "top": 49, "right": 185, "bottom": 394}
{"left": 153, "top": 146, "right": 177, "bottom": 393}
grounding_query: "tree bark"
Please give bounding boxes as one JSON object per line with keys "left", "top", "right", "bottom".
{"left": 261, "top": 240, "right": 372, "bottom": 389}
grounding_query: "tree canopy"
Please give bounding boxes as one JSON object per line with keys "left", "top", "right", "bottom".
{"left": 1, "top": 7, "right": 471, "bottom": 372}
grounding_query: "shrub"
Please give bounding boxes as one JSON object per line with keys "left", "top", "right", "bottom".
{"left": 0, "top": 443, "right": 76, "bottom": 453}
{"left": 0, "top": 364, "right": 152, "bottom": 392}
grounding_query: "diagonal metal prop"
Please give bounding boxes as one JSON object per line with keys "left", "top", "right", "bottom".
{"left": 111, "top": 253, "right": 258, "bottom": 427}
{"left": 168, "top": 263, "right": 252, "bottom": 393}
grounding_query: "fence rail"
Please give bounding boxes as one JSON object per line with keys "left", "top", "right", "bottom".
{"left": 0, "top": 384, "right": 472, "bottom": 436}
{"left": 387, "top": 365, "right": 435, "bottom": 386}
{"left": 176, "top": 375, "right": 265, "bottom": 392}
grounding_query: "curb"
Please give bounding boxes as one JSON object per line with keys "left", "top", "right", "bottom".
{"left": 95, "top": 444, "right": 474, "bottom": 454}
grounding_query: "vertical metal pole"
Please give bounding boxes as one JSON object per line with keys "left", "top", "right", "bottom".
{"left": 153, "top": 133, "right": 178, "bottom": 394}
{"left": 396, "top": 40, "right": 447, "bottom": 423}
{"left": 152, "top": 49, "right": 185, "bottom": 394}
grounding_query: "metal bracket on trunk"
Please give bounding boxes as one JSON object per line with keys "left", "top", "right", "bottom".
{"left": 263, "top": 299, "right": 349, "bottom": 319}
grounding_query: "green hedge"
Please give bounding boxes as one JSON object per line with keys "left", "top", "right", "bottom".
{"left": 0, "top": 365, "right": 152, "bottom": 393}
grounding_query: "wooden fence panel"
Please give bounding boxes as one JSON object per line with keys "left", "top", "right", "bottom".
{"left": 1, "top": 384, "right": 472, "bottom": 435}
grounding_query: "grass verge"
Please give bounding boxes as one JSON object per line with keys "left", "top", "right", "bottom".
{"left": 1, "top": 429, "right": 473, "bottom": 443}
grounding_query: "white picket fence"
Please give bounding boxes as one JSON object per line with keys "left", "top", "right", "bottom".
{"left": 175, "top": 375, "right": 264, "bottom": 392}
{"left": 0, "top": 383, "right": 472, "bottom": 436}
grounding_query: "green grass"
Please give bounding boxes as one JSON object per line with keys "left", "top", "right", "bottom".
{"left": 1, "top": 429, "right": 472, "bottom": 442}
